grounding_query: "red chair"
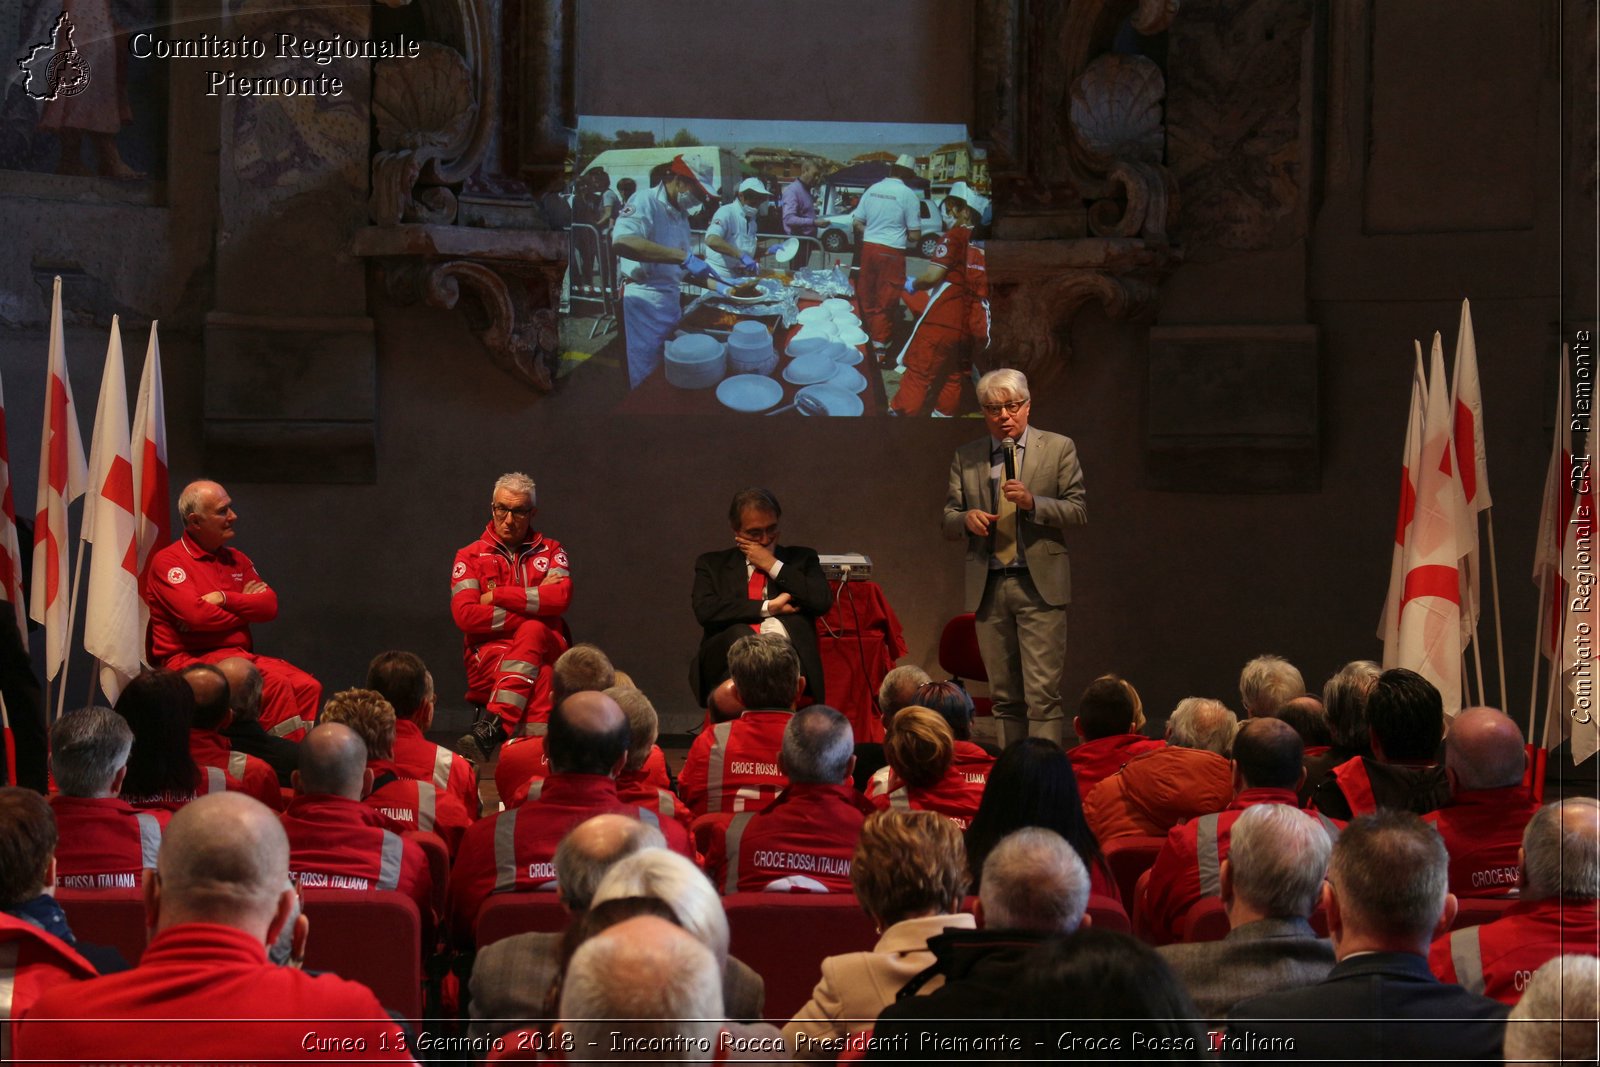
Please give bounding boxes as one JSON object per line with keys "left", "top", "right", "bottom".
{"left": 1085, "top": 892, "right": 1130, "bottom": 933}
{"left": 1179, "top": 897, "right": 1230, "bottom": 942}
{"left": 299, "top": 888, "right": 423, "bottom": 1021}
{"left": 55, "top": 886, "right": 148, "bottom": 965}
{"left": 474, "top": 892, "right": 570, "bottom": 948}
{"left": 404, "top": 829, "right": 450, "bottom": 925}
{"left": 1450, "top": 896, "right": 1519, "bottom": 931}
{"left": 1102, "top": 835, "right": 1165, "bottom": 912}
{"left": 938, "top": 614, "right": 993, "bottom": 717}
{"left": 722, "top": 892, "right": 878, "bottom": 1022}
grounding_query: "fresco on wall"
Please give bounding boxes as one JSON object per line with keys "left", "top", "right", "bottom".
{"left": 2, "top": 0, "right": 166, "bottom": 180}
{"left": 559, "top": 116, "right": 996, "bottom": 418}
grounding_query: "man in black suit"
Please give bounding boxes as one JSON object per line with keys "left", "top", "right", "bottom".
{"left": 1226, "top": 811, "right": 1508, "bottom": 1062}
{"left": 691, "top": 488, "right": 832, "bottom": 706}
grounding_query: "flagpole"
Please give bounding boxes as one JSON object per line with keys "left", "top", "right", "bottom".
{"left": 1531, "top": 568, "right": 1551, "bottom": 734}
{"left": 1467, "top": 634, "right": 1485, "bottom": 707}
{"left": 55, "top": 534, "right": 85, "bottom": 721}
{"left": 1483, "top": 509, "right": 1509, "bottom": 712}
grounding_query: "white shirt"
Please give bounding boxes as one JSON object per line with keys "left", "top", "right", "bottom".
{"left": 851, "top": 177, "right": 921, "bottom": 248}
{"left": 747, "top": 559, "right": 789, "bottom": 639}
{"left": 704, "top": 201, "right": 758, "bottom": 280}
{"left": 613, "top": 184, "right": 691, "bottom": 289}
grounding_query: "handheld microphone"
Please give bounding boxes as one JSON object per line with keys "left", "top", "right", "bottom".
{"left": 1002, "top": 437, "right": 1016, "bottom": 482}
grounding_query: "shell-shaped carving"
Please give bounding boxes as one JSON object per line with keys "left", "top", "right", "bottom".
{"left": 1069, "top": 54, "right": 1166, "bottom": 165}
{"left": 373, "top": 42, "right": 475, "bottom": 154}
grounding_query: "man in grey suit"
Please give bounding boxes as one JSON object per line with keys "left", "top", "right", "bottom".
{"left": 943, "top": 369, "right": 1087, "bottom": 745}
{"left": 1159, "top": 802, "right": 1337, "bottom": 1020}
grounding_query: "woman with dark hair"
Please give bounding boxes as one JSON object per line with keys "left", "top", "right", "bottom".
{"left": 865, "top": 680, "right": 995, "bottom": 800}
{"left": 1015, "top": 928, "right": 1209, "bottom": 1060}
{"left": 870, "top": 708, "right": 987, "bottom": 829}
{"left": 114, "top": 670, "right": 213, "bottom": 810}
{"left": 964, "top": 737, "right": 1115, "bottom": 900}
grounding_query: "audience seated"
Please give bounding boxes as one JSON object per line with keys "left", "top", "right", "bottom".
{"left": 852, "top": 665, "right": 930, "bottom": 793}
{"left": 1140, "top": 717, "right": 1318, "bottom": 944}
{"left": 114, "top": 670, "right": 230, "bottom": 810}
{"left": 679, "top": 634, "right": 798, "bottom": 816}
{"left": 1273, "top": 695, "right": 1331, "bottom": 755}
{"left": 704, "top": 705, "right": 873, "bottom": 893}
{"left": 1066, "top": 673, "right": 1163, "bottom": 800}
{"left": 591, "top": 847, "right": 766, "bottom": 1022}
{"left": 1227, "top": 811, "right": 1508, "bottom": 1060}
{"left": 48, "top": 707, "right": 169, "bottom": 889}
{"left": 216, "top": 657, "right": 299, "bottom": 785}
{"left": 14, "top": 793, "right": 404, "bottom": 1061}
{"left": 1430, "top": 796, "right": 1600, "bottom": 1004}
{"left": 870, "top": 708, "right": 985, "bottom": 829}
{"left": 365, "top": 651, "right": 480, "bottom": 818}
{"left": 1084, "top": 696, "right": 1236, "bottom": 842}
{"left": 1503, "top": 954, "right": 1599, "bottom": 1065}
{"left": 607, "top": 686, "right": 690, "bottom": 829}
{"left": 1, "top": 786, "right": 126, "bottom": 974}
{"left": 868, "top": 827, "right": 1090, "bottom": 1052}
{"left": 864, "top": 681, "right": 992, "bottom": 799}
{"left": 279, "top": 721, "right": 435, "bottom": 923}
{"left": 1312, "top": 667, "right": 1449, "bottom": 819}
{"left": 1423, "top": 705, "right": 1538, "bottom": 898}
{"left": 965, "top": 738, "right": 1115, "bottom": 899}
{"left": 1239, "top": 653, "right": 1306, "bottom": 718}
{"left": 318, "top": 688, "right": 471, "bottom": 855}
{"left": 469, "top": 814, "right": 665, "bottom": 1037}
{"left": 182, "top": 663, "right": 284, "bottom": 811}
{"left": 450, "top": 691, "right": 694, "bottom": 935}
{"left": 496, "top": 644, "right": 618, "bottom": 804}
{"left": 1158, "top": 803, "right": 1336, "bottom": 1020}
{"left": 1300, "top": 660, "right": 1379, "bottom": 805}
{"left": 784, "top": 810, "right": 974, "bottom": 1060}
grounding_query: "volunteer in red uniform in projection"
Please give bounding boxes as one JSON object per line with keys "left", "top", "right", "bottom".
{"left": 451, "top": 472, "right": 572, "bottom": 763}
{"left": 890, "top": 182, "right": 992, "bottom": 417}
{"left": 144, "top": 480, "right": 321, "bottom": 740}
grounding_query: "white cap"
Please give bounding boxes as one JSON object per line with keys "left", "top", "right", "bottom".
{"left": 893, "top": 153, "right": 916, "bottom": 171}
{"left": 736, "top": 177, "right": 771, "bottom": 198}
{"left": 948, "top": 182, "right": 992, "bottom": 223}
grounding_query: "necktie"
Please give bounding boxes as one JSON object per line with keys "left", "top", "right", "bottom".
{"left": 748, "top": 567, "right": 766, "bottom": 631}
{"left": 993, "top": 446, "right": 1018, "bottom": 566}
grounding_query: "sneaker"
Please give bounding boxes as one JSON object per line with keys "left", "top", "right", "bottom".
{"left": 456, "top": 713, "right": 505, "bottom": 764}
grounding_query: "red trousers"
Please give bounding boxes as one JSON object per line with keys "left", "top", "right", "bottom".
{"left": 465, "top": 619, "right": 567, "bottom": 732}
{"left": 892, "top": 329, "right": 966, "bottom": 416}
{"left": 857, "top": 242, "right": 908, "bottom": 346}
{"left": 167, "top": 649, "right": 320, "bottom": 741}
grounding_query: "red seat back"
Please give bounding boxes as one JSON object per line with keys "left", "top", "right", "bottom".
{"left": 938, "top": 614, "right": 987, "bottom": 683}
{"left": 723, "top": 892, "right": 878, "bottom": 1022}
{"left": 1085, "top": 892, "right": 1130, "bottom": 934}
{"left": 1179, "top": 897, "right": 1230, "bottom": 942}
{"left": 299, "top": 888, "right": 423, "bottom": 1021}
{"left": 1102, "top": 835, "right": 1165, "bottom": 911}
{"left": 1450, "top": 896, "right": 1519, "bottom": 931}
{"left": 54, "top": 886, "right": 148, "bottom": 965}
{"left": 474, "top": 892, "right": 570, "bottom": 948}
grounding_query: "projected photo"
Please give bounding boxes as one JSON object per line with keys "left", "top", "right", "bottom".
{"left": 557, "top": 117, "right": 993, "bottom": 417}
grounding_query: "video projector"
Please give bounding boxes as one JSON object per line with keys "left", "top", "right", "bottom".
{"left": 819, "top": 553, "right": 873, "bottom": 581}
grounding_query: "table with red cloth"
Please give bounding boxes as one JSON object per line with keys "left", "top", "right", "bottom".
{"left": 815, "top": 579, "right": 906, "bottom": 742}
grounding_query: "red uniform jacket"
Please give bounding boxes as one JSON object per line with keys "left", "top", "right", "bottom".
{"left": 678, "top": 710, "right": 793, "bottom": 816}
{"left": 1084, "top": 746, "right": 1235, "bottom": 844}
{"left": 450, "top": 525, "right": 571, "bottom": 653}
{"left": 1, "top": 911, "right": 99, "bottom": 1049}
{"left": 498, "top": 738, "right": 670, "bottom": 806}
{"left": 1429, "top": 896, "right": 1600, "bottom": 1004}
{"left": 873, "top": 760, "right": 990, "bottom": 830}
{"left": 614, "top": 765, "right": 693, "bottom": 832}
{"left": 12, "top": 923, "right": 409, "bottom": 1063}
{"left": 448, "top": 773, "right": 693, "bottom": 935}
{"left": 121, "top": 764, "right": 231, "bottom": 813}
{"left": 705, "top": 783, "right": 874, "bottom": 894}
{"left": 1138, "top": 787, "right": 1308, "bottom": 945}
{"left": 189, "top": 728, "right": 284, "bottom": 811}
{"left": 49, "top": 795, "right": 168, "bottom": 889}
{"left": 1422, "top": 786, "right": 1541, "bottom": 898}
{"left": 279, "top": 794, "right": 435, "bottom": 924}
{"left": 365, "top": 760, "right": 472, "bottom": 857}
{"left": 144, "top": 533, "right": 278, "bottom": 662}
{"left": 1069, "top": 733, "right": 1166, "bottom": 800}
{"left": 393, "top": 718, "right": 480, "bottom": 818}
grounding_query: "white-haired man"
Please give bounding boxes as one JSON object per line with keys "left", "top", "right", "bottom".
{"left": 451, "top": 471, "right": 572, "bottom": 762}
{"left": 1238, "top": 654, "right": 1306, "bottom": 717}
{"left": 1085, "top": 696, "right": 1236, "bottom": 842}
{"left": 942, "top": 368, "right": 1086, "bottom": 746}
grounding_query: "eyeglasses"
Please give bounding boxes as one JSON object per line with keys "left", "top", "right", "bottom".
{"left": 981, "top": 400, "right": 1028, "bottom": 417}
{"left": 491, "top": 504, "right": 533, "bottom": 518}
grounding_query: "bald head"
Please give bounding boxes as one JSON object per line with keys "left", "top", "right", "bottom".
{"left": 215, "top": 657, "right": 263, "bottom": 723}
{"left": 1232, "top": 716, "right": 1305, "bottom": 791}
{"left": 547, "top": 691, "right": 631, "bottom": 776}
{"left": 295, "top": 723, "right": 368, "bottom": 798}
{"left": 156, "top": 792, "right": 290, "bottom": 935}
{"left": 559, "top": 915, "right": 722, "bottom": 1055}
{"left": 1445, "top": 706, "right": 1528, "bottom": 792}
{"left": 182, "top": 664, "right": 231, "bottom": 730}
{"left": 177, "top": 480, "right": 236, "bottom": 553}
{"left": 555, "top": 813, "right": 667, "bottom": 911}
{"left": 707, "top": 679, "right": 743, "bottom": 723}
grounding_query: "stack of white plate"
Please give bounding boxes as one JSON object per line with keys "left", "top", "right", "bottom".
{"left": 821, "top": 298, "right": 854, "bottom": 316}
{"left": 726, "top": 320, "right": 777, "bottom": 376}
{"left": 791, "top": 324, "right": 838, "bottom": 345}
{"left": 783, "top": 353, "right": 838, "bottom": 386}
{"left": 664, "top": 333, "right": 726, "bottom": 389}
{"left": 827, "top": 305, "right": 861, "bottom": 327}
{"left": 822, "top": 341, "right": 863, "bottom": 366}
{"left": 797, "top": 306, "right": 832, "bottom": 327}
{"left": 786, "top": 336, "right": 834, "bottom": 361}
{"left": 836, "top": 325, "right": 870, "bottom": 348}
{"left": 828, "top": 364, "right": 869, "bottom": 394}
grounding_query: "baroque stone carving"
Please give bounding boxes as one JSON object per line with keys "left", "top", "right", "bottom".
{"left": 370, "top": 44, "right": 476, "bottom": 225}
{"left": 1070, "top": 55, "right": 1166, "bottom": 166}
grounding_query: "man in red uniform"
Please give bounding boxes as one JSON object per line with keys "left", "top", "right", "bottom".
{"left": 1311, "top": 668, "right": 1450, "bottom": 819}
{"left": 143, "top": 480, "right": 321, "bottom": 740}
{"left": 451, "top": 472, "right": 572, "bottom": 762}
{"left": 181, "top": 663, "right": 284, "bottom": 811}
{"left": 678, "top": 633, "right": 800, "bottom": 817}
{"left": 13, "top": 791, "right": 406, "bottom": 1062}
{"left": 279, "top": 723, "right": 435, "bottom": 926}
{"left": 890, "top": 182, "right": 990, "bottom": 416}
{"left": 48, "top": 707, "right": 167, "bottom": 888}
{"left": 1139, "top": 717, "right": 1328, "bottom": 944}
{"left": 1424, "top": 706, "right": 1538, "bottom": 898}
{"left": 496, "top": 644, "right": 616, "bottom": 804}
{"left": 449, "top": 691, "right": 693, "bottom": 937}
{"left": 706, "top": 705, "right": 873, "bottom": 893}
{"left": 1085, "top": 697, "right": 1237, "bottom": 843}
{"left": 609, "top": 685, "right": 690, "bottom": 832}
{"left": 1430, "top": 797, "right": 1600, "bottom": 1004}
{"left": 365, "top": 651, "right": 480, "bottom": 818}
{"left": 1067, "top": 674, "right": 1165, "bottom": 800}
